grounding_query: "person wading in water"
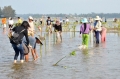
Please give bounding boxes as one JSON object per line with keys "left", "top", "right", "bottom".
{"left": 79, "top": 18, "right": 91, "bottom": 49}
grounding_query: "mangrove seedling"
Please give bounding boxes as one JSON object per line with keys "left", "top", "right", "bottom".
{"left": 53, "top": 50, "right": 76, "bottom": 66}
{"left": 70, "top": 50, "right": 76, "bottom": 56}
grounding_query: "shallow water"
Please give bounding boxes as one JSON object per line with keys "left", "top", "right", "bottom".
{"left": 0, "top": 28, "right": 120, "bottom": 79}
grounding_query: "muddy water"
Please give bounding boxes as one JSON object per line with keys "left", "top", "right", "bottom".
{"left": 0, "top": 28, "right": 120, "bottom": 79}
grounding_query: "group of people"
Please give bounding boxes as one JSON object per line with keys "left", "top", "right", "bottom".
{"left": 45, "top": 16, "right": 69, "bottom": 34}
{"left": 7, "top": 16, "right": 44, "bottom": 63}
{"left": 1, "top": 17, "right": 23, "bottom": 34}
{"left": 1, "top": 15, "right": 107, "bottom": 63}
{"left": 79, "top": 16, "right": 107, "bottom": 49}
{"left": 6, "top": 16, "right": 62, "bottom": 63}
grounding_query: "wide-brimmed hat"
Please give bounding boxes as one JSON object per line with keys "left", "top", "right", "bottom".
{"left": 95, "top": 16, "right": 101, "bottom": 20}
{"left": 29, "top": 16, "right": 33, "bottom": 20}
{"left": 81, "top": 18, "right": 88, "bottom": 23}
{"left": 35, "top": 37, "right": 43, "bottom": 45}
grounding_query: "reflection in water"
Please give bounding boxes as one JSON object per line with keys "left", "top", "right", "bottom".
{"left": 8, "top": 63, "right": 33, "bottom": 79}
{"left": 89, "top": 31, "right": 94, "bottom": 48}
{"left": 53, "top": 32, "right": 56, "bottom": 44}
{"left": 7, "top": 62, "right": 39, "bottom": 79}
{"left": 102, "top": 42, "right": 106, "bottom": 48}
{"left": 82, "top": 49, "right": 89, "bottom": 56}
{"left": 40, "top": 45, "right": 42, "bottom": 58}
{"left": 74, "top": 31, "right": 75, "bottom": 37}
{"left": 44, "top": 33, "right": 47, "bottom": 54}
{"left": 71, "top": 31, "right": 76, "bottom": 38}
{"left": 48, "top": 33, "right": 51, "bottom": 51}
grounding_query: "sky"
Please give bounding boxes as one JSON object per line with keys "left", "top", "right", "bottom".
{"left": 0, "top": 0, "right": 120, "bottom": 14}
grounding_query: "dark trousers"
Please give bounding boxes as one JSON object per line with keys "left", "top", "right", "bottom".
{"left": 95, "top": 31, "right": 100, "bottom": 44}
{"left": 12, "top": 43, "right": 24, "bottom": 60}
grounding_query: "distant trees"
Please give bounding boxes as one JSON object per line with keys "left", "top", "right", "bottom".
{"left": 0, "top": 7, "right": 2, "bottom": 17}
{"left": 77, "top": 13, "right": 120, "bottom": 18}
{"left": 0, "top": 6, "right": 119, "bottom": 18}
{"left": 17, "top": 13, "right": 120, "bottom": 19}
{"left": 0, "top": 6, "right": 16, "bottom": 18}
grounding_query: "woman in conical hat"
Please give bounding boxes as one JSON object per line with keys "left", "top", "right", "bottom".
{"left": 35, "top": 37, "right": 43, "bottom": 45}
{"left": 23, "top": 36, "right": 43, "bottom": 61}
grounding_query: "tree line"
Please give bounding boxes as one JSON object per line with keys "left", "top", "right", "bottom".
{"left": 0, "top": 6, "right": 16, "bottom": 18}
{"left": 0, "top": 5, "right": 120, "bottom": 19}
{"left": 17, "top": 13, "right": 120, "bottom": 19}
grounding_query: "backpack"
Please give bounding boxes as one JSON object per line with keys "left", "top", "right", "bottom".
{"left": 10, "top": 27, "right": 25, "bottom": 45}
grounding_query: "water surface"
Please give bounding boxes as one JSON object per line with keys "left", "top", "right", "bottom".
{"left": 0, "top": 28, "right": 120, "bottom": 79}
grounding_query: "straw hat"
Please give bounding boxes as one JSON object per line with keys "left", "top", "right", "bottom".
{"left": 29, "top": 16, "right": 33, "bottom": 20}
{"left": 95, "top": 16, "right": 101, "bottom": 20}
{"left": 35, "top": 37, "right": 43, "bottom": 45}
{"left": 81, "top": 18, "right": 88, "bottom": 23}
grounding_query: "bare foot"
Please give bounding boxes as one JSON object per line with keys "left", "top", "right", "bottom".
{"left": 20, "top": 60, "right": 24, "bottom": 63}
{"left": 34, "top": 58, "right": 37, "bottom": 61}
{"left": 14, "top": 60, "right": 17, "bottom": 63}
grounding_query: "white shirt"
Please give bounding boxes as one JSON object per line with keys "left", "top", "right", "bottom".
{"left": 66, "top": 19, "right": 69, "bottom": 22}
{"left": 28, "top": 21, "right": 35, "bottom": 32}
{"left": 95, "top": 21, "right": 102, "bottom": 31}
{"left": 40, "top": 19, "right": 42, "bottom": 21}
{"left": 8, "top": 20, "right": 14, "bottom": 25}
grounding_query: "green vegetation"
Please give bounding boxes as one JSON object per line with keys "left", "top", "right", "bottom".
{"left": 0, "top": 6, "right": 16, "bottom": 18}
{"left": 70, "top": 50, "right": 76, "bottom": 56}
{"left": 53, "top": 50, "right": 76, "bottom": 66}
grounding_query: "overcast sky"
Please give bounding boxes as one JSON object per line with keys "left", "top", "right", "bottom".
{"left": 1, "top": 0, "right": 120, "bottom": 14}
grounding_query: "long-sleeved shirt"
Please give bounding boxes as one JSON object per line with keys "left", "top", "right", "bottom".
{"left": 80, "top": 24, "right": 91, "bottom": 34}
{"left": 28, "top": 22, "right": 35, "bottom": 32}
{"left": 11, "top": 26, "right": 29, "bottom": 45}
{"left": 94, "top": 21, "right": 102, "bottom": 31}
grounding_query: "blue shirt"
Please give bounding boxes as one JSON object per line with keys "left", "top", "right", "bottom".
{"left": 23, "top": 36, "right": 36, "bottom": 49}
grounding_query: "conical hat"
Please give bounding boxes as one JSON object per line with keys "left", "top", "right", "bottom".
{"left": 35, "top": 37, "right": 43, "bottom": 45}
